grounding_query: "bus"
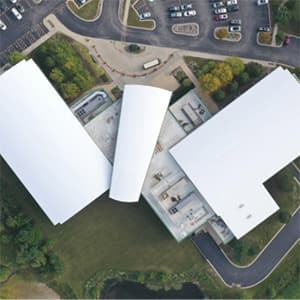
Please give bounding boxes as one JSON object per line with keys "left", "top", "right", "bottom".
{"left": 143, "top": 59, "right": 161, "bottom": 70}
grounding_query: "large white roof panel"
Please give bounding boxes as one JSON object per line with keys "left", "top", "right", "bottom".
{"left": 109, "top": 85, "right": 171, "bottom": 202}
{"left": 0, "top": 59, "right": 112, "bottom": 225}
{"left": 170, "top": 67, "right": 300, "bottom": 239}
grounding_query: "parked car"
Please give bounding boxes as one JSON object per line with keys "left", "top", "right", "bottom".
{"left": 169, "top": 11, "right": 183, "bottom": 18}
{"left": 227, "top": 4, "right": 239, "bottom": 12}
{"left": 227, "top": 0, "right": 238, "bottom": 6}
{"left": 180, "top": 4, "right": 192, "bottom": 11}
{"left": 229, "top": 19, "right": 242, "bottom": 25}
{"left": 139, "top": 12, "right": 151, "bottom": 20}
{"left": 257, "top": 0, "right": 268, "bottom": 5}
{"left": 257, "top": 26, "right": 271, "bottom": 32}
{"left": 0, "top": 2, "right": 6, "bottom": 12}
{"left": 0, "top": 19, "right": 7, "bottom": 30}
{"left": 229, "top": 25, "right": 241, "bottom": 32}
{"left": 215, "top": 14, "right": 228, "bottom": 21}
{"left": 214, "top": 7, "right": 227, "bottom": 14}
{"left": 168, "top": 6, "right": 180, "bottom": 12}
{"left": 9, "top": 0, "right": 17, "bottom": 4}
{"left": 16, "top": 3, "right": 25, "bottom": 13}
{"left": 183, "top": 10, "right": 196, "bottom": 17}
{"left": 284, "top": 35, "right": 291, "bottom": 46}
{"left": 11, "top": 7, "right": 22, "bottom": 20}
{"left": 212, "top": 2, "right": 224, "bottom": 8}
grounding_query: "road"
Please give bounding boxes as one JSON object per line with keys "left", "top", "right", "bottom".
{"left": 191, "top": 208, "right": 300, "bottom": 287}
{"left": 0, "top": 0, "right": 299, "bottom": 67}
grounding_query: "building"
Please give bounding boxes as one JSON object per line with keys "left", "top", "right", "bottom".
{"left": 109, "top": 85, "right": 171, "bottom": 202}
{"left": 0, "top": 59, "right": 112, "bottom": 225}
{"left": 170, "top": 67, "right": 300, "bottom": 239}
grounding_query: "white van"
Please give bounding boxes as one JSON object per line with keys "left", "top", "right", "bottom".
{"left": 11, "top": 7, "right": 22, "bottom": 20}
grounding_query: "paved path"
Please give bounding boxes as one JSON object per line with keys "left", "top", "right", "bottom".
{"left": 191, "top": 208, "right": 300, "bottom": 287}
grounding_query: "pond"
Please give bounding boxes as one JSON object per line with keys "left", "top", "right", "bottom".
{"left": 101, "top": 280, "right": 204, "bottom": 299}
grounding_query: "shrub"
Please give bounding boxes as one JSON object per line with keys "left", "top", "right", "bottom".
{"left": 128, "top": 44, "right": 141, "bottom": 53}
{"left": 211, "top": 63, "right": 233, "bottom": 86}
{"left": 259, "top": 32, "right": 272, "bottom": 44}
{"left": 275, "top": 168, "right": 294, "bottom": 192}
{"left": 278, "top": 211, "right": 291, "bottom": 223}
{"left": 276, "top": 31, "right": 285, "bottom": 44}
{"left": 8, "top": 51, "right": 26, "bottom": 65}
{"left": 292, "top": 67, "right": 300, "bottom": 79}
{"left": 199, "top": 61, "right": 216, "bottom": 76}
{"left": 238, "top": 72, "right": 250, "bottom": 85}
{"left": 276, "top": 6, "right": 291, "bottom": 25}
{"left": 216, "top": 28, "right": 229, "bottom": 39}
{"left": 245, "top": 62, "right": 263, "bottom": 78}
{"left": 213, "top": 89, "right": 226, "bottom": 102}
{"left": 228, "top": 80, "right": 239, "bottom": 93}
{"left": 182, "top": 78, "right": 193, "bottom": 88}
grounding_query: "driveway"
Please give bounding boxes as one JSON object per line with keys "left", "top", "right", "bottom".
{"left": 191, "top": 208, "right": 300, "bottom": 287}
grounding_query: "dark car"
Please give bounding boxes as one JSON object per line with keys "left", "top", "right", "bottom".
{"left": 16, "top": 3, "right": 25, "bottom": 13}
{"left": 168, "top": 6, "right": 180, "bottom": 12}
{"left": 229, "top": 19, "right": 242, "bottom": 25}
{"left": 227, "top": 4, "right": 239, "bottom": 12}
{"left": 0, "top": 2, "right": 6, "bottom": 12}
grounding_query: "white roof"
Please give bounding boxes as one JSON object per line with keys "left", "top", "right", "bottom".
{"left": 170, "top": 67, "right": 300, "bottom": 239}
{"left": 0, "top": 59, "right": 112, "bottom": 225}
{"left": 109, "top": 85, "right": 171, "bottom": 202}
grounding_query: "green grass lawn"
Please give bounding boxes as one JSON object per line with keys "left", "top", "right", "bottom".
{"left": 222, "top": 166, "right": 300, "bottom": 265}
{"left": 68, "top": 0, "right": 101, "bottom": 21}
{"left": 0, "top": 159, "right": 239, "bottom": 299}
{"left": 127, "top": 1, "right": 155, "bottom": 29}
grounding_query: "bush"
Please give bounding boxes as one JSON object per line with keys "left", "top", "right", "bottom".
{"left": 292, "top": 67, "right": 300, "bottom": 79}
{"left": 275, "top": 168, "right": 294, "bottom": 192}
{"left": 238, "top": 72, "right": 250, "bottom": 85}
{"left": 276, "top": 6, "right": 291, "bottom": 25}
{"left": 278, "top": 211, "right": 291, "bottom": 223}
{"left": 276, "top": 31, "right": 285, "bottom": 44}
{"left": 198, "top": 61, "right": 216, "bottom": 76}
{"left": 213, "top": 89, "right": 226, "bottom": 102}
{"left": 182, "top": 78, "right": 193, "bottom": 88}
{"left": 245, "top": 62, "right": 263, "bottom": 78}
{"left": 216, "top": 28, "right": 229, "bottom": 39}
{"left": 228, "top": 80, "right": 239, "bottom": 93}
{"left": 211, "top": 63, "right": 233, "bottom": 86}
{"left": 200, "top": 73, "right": 221, "bottom": 93}
{"left": 128, "top": 44, "right": 141, "bottom": 53}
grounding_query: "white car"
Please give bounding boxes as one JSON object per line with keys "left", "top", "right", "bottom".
{"left": 169, "top": 11, "right": 183, "bottom": 18}
{"left": 227, "top": 0, "right": 238, "bottom": 6}
{"left": 183, "top": 10, "right": 196, "bottom": 17}
{"left": 214, "top": 7, "right": 227, "bottom": 14}
{"left": 9, "top": 0, "right": 17, "bottom": 3}
{"left": 11, "top": 7, "right": 22, "bottom": 20}
{"left": 257, "top": 0, "right": 269, "bottom": 5}
{"left": 215, "top": 14, "right": 228, "bottom": 21}
{"left": 0, "top": 19, "right": 7, "bottom": 31}
{"left": 212, "top": 2, "right": 224, "bottom": 8}
{"left": 229, "top": 25, "right": 241, "bottom": 32}
{"left": 139, "top": 12, "right": 151, "bottom": 20}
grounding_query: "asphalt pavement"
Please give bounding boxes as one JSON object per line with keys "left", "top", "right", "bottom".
{"left": 191, "top": 208, "right": 300, "bottom": 287}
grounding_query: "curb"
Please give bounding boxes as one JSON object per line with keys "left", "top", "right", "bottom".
{"left": 66, "top": 0, "right": 103, "bottom": 23}
{"left": 171, "top": 23, "right": 199, "bottom": 37}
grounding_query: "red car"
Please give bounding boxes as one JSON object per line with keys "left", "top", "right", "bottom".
{"left": 284, "top": 36, "right": 291, "bottom": 46}
{"left": 215, "top": 14, "right": 228, "bottom": 21}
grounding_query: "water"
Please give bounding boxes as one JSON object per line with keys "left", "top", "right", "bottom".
{"left": 101, "top": 280, "right": 204, "bottom": 299}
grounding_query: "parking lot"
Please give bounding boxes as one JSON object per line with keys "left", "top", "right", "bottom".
{"left": 0, "top": 0, "right": 63, "bottom": 67}
{"left": 134, "top": 0, "right": 270, "bottom": 47}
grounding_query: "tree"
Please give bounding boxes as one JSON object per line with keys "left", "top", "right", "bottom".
{"left": 213, "top": 89, "right": 226, "bottom": 102}
{"left": 198, "top": 61, "right": 216, "bottom": 76}
{"left": 200, "top": 73, "right": 221, "bottom": 93}
{"left": 60, "top": 82, "right": 80, "bottom": 100}
{"left": 245, "top": 62, "right": 263, "bottom": 78}
{"left": 47, "top": 254, "right": 64, "bottom": 275}
{"left": 278, "top": 211, "right": 291, "bottom": 223}
{"left": 5, "top": 214, "right": 31, "bottom": 229}
{"left": 216, "top": 28, "right": 229, "bottom": 39}
{"left": 228, "top": 80, "right": 239, "bottom": 93}
{"left": 15, "top": 227, "right": 43, "bottom": 247}
{"left": 211, "top": 63, "right": 233, "bottom": 86}
{"left": 128, "top": 44, "right": 141, "bottom": 53}
{"left": 49, "top": 68, "right": 65, "bottom": 84}
{"left": 275, "top": 168, "right": 294, "bottom": 192}
{"left": 238, "top": 72, "right": 250, "bottom": 85}
{"left": 276, "top": 6, "right": 291, "bottom": 25}
{"left": 8, "top": 51, "right": 26, "bottom": 65}
{"left": 225, "top": 57, "right": 245, "bottom": 76}
{"left": 265, "top": 286, "right": 277, "bottom": 299}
